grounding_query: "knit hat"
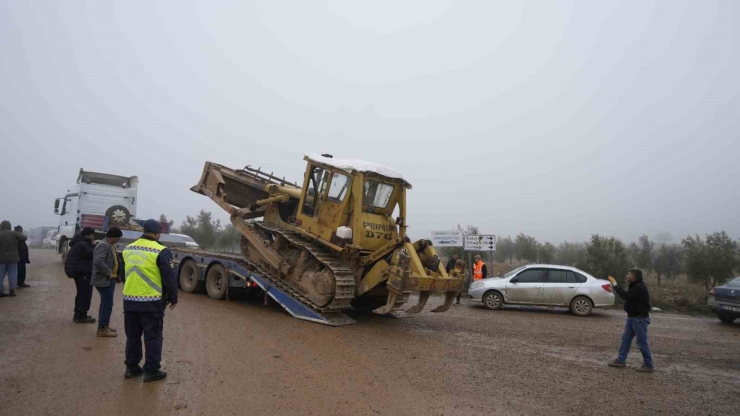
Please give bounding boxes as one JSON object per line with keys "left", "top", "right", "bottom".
{"left": 81, "top": 227, "right": 96, "bottom": 237}
{"left": 14, "top": 225, "right": 23, "bottom": 232}
{"left": 106, "top": 227, "right": 123, "bottom": 238}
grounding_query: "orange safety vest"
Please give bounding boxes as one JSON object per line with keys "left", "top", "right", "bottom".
{"left": 473, "top": 260, "right": 485, "bottom": 280}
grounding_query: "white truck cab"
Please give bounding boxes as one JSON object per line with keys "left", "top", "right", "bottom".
{"left": 54, "top": 169, "right": 138, "bottom": 262}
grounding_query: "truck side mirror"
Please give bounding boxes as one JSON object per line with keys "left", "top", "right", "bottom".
{"left": 54, "top": 198, "right": 60, "bottom": 214}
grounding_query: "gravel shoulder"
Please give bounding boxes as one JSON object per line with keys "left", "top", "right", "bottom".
{"left": 0, "top": 250, "right": 738, "bottom": 416}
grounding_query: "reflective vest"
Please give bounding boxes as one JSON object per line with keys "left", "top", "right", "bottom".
{"left": 122, "top": 238, "right": 165, "bottom": 302}
{"left": 473, "top": 260, "right": 485, "bottom": 280}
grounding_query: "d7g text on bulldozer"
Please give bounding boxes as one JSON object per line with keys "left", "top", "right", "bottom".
{"left": 187, "top": 153, "right": 465, "bottom": 322}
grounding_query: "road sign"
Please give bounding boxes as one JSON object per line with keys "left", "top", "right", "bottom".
{"left": 431, "top": 230, "right": 464, "bottom": 247}
{"left": 464, "top": 235, "right": 496, "bottom": 251}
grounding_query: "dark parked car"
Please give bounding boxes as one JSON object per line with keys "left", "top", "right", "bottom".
{"left": 707, "top": 277, "right": 740, "bottom": 324}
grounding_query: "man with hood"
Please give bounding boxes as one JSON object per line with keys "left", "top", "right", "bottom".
{"left": 64, "top": 227, "right": 97, "bottom": 323}
{"left": 0, "top": 220, "right": 27, "bottom": 297}
{"left": 15, "top": 225, "right": 31, "bottom": 288}
{"left": 608, "top": 269, "right": 654, "bottom": 372}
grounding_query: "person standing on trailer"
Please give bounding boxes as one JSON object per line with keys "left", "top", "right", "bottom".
{"left": 122, "top": 219, "right": 178, "bottom": 382}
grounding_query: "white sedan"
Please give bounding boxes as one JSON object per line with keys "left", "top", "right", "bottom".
{"left": 467, "top": 264, "right": 615, "bottom": 316}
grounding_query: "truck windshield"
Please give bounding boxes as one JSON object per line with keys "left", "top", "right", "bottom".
{"left": 363, "top": 180, "right": 394, "bottom": 208}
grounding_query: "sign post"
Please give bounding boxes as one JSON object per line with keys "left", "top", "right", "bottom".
{"left": 465, "top": 235, "right": 496, "bottom": 278}
{"left": 430, "top": 230, "right": 464, "bottom": 247}
{"left": 464, "top": 235, "right": 496, "bottom": 251}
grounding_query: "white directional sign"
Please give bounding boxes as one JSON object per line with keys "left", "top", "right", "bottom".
{"left": 464, "top": 235, "right": 496, "bottom": 251}
{"left": 431, "top": 230, "right": 464, "bottom": 247}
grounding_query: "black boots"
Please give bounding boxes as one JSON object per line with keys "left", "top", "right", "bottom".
{"left": 143, "top": 370, "right": 167, "bottom": 382}
{"left": 124, "top": 365, "right": 145, "bottom": 378}
{"left": 73, "top": 313, "right": 96, "bottom": 323}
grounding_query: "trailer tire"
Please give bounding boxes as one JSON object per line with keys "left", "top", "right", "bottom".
{"left": 179, "top": 260, "right": 203, "bottom": 294}
{"left": 206, "top": 264, "right": 229, "bottom": 300}
{"left": 106, "top": 205, "right": 131, "bottom": 227}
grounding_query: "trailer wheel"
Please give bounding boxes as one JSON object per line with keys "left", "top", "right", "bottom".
{"left": 106, "top": 205, "right": 131, "bottom": 227}
{"left": 179, "top": 260, "right": 203, "bottom": 293}
{"left": 206, "top": 264, "right": 229, "bottom": 300}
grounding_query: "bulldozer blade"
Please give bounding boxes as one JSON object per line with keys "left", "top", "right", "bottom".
{"left": 405, "top": 291, "right": 431, "bottom": 314}
{"left": 430, "top": 292, "right": 457, "bottom": 313}
{"left": 372, "top": 292, "right": 399, "bottom": 315}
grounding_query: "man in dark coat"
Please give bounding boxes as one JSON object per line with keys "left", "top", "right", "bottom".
{"left": 446, "top": 253, "right": 464, "bottom": 305}
{"left": 14, "top": 226, "right": 31, "bottom": 288}
{"left": 608, "top": 269, "right": 654, "bottom": 372}
{"left": 64, "top": 227, "right": 97, "bottom": 323}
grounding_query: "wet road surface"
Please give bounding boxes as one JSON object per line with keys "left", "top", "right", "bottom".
{"left": 1, "top": 250, "right": 738, "bottom": 415}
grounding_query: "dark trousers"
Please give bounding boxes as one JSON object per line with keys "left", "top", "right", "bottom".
{"left": 95, "top": 284, "right": 116, "bottom": 328}
{"left": 17, "top": 262, "right": 26, "bottom": 286}
{"left": 73, "top": 276, "right": 94, "bottom": 317}
{"left": 125, "top": 311, "right": 164, "bottom": 372}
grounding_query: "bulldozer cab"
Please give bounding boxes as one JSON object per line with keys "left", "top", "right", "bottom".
{"left": 297, "top": 155, "right": 410, "bottom": 252}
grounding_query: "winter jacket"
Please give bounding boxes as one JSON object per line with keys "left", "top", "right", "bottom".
{"left": 92, "top": 239, "right": 123, "bottom": 287}
{"left": 64, "top": 235, "right": 94, "bottom": 279}
{"left": 446, "top": 258, "right": 458, "bottom": 273}
{"left": 18, "top": 239, "right": 30, "bottom": 264}
{"left": 0, "top": 221, "right": 27, "bottom": 264}
{"left": 614, "top": 276, "right": 651, "bottom": 318}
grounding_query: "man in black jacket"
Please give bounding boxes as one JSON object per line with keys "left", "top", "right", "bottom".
{"left": 15, "top": 226, "right": 31, "bottom": 288}
{"left": 64, "top": 227, "right": 97, "bottom": 323}
{"left": 608, "top": 269, "right": 654, "bottom": 372}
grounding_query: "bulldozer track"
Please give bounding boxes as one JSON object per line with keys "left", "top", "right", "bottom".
{"left": 254, "top": 222, "right": 357, "bottom": 312}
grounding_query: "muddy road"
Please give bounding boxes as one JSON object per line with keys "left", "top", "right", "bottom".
{"left": 1, "top": 250, "right": 738, "bottom": 416}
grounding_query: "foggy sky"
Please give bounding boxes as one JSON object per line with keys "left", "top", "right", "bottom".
{"left": 1, "top": 1, "right": 738, "bottom": 245}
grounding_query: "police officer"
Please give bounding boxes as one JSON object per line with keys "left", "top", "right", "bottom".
{"left": 122, "top": 219, "right": 178, "bottom": 382}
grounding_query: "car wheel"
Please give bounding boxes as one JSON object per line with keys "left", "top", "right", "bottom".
{"left": 179, "top": 260, "right": 203, "bottom": 293}
{"left": 570, "top": 296, "right": 593, "bottom": 317}
{"left": 205, "top": 264, "right": 229, "bottom": 300}
{"left": 717, "top": 314, "right": 737, "bottom": 324}
{"left": 482, "top": 291, "right": 504, "bottom": 310}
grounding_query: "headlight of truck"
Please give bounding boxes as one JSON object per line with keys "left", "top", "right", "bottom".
{"left": 469, "top": 281, "right": 484, "bottom": 290}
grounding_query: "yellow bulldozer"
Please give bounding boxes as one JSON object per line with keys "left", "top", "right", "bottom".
{"left": 190, "top": 154, "right": 465, "bottom": 315}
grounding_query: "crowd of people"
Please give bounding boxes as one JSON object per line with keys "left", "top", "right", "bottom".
{"left": 0, "top": 218, "right": 180, "bottom": 382}
{"left": 62, "top": 219, "right": 179, "bottom": 382}
{"left": 0, "top": 221, "right": 31, "bottom": 298}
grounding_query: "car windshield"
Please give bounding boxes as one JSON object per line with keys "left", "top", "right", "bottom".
{"left": 726, "top": 277, "right": 740, "bottom": 288}
{"left": 181, "top": 236, "right": 195, "bottom": 243}
{"left": 502, "top": 266, "right": 526, "bottom": 279}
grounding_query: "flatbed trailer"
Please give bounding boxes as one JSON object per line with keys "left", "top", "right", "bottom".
{"left": 113, "top": 242, "right": 357, "bottom": 326}
{"left": 113, "top": 230, "right": 359, "bottom": 326}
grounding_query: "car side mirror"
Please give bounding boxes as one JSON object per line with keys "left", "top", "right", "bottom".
{"left": 510, "top": 278, "right": 518, "bottom": 284}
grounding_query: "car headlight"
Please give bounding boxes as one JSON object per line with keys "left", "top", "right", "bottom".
{"left": 470, "top": 281, "right": 484, "bottom": 290}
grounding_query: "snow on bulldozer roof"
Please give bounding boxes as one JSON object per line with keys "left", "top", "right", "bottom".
{"left": 305, "top": 153, "right": 410, "bottom": 187}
